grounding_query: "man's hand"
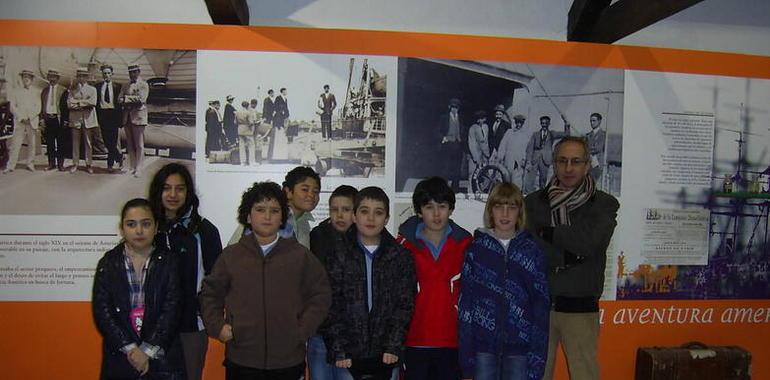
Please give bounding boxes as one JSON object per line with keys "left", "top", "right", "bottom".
{"left": 218, "top": 324, "right": 233, "bottom": 342}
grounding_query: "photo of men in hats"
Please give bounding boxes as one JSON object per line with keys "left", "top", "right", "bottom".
{"left": 3, "top": 69, "right": 40, "bottom": 173}
{"left": 41, "top": 68, "right": 70, "bottom": 171}
{"left": 205, "top": 99, "right": 224, "bottom": 156}
{"left": 67, "top": 67, "right": 99, "bottom": 174}
{"left": 118, "top": 63, "right": 149, "bottom": 177}
{"left": 438, "top": 97, "right": 464, "bottom": 192}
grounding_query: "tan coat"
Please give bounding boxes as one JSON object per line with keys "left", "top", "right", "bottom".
{"left": 67, "top": 83, "right": 98, "bottom": 128}
{"left": 118, "top": 78, "right": 149, "bottom": 126}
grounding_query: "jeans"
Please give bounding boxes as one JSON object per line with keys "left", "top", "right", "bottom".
{"left": 474, "top": 352, "right": 527, "bottom": 380}
{"left": 307, "top": 335, "right": 353, "bottom": 380}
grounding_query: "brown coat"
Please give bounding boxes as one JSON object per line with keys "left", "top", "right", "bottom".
{"left": 200, "top": 234, "right": 331, "bottom": 369}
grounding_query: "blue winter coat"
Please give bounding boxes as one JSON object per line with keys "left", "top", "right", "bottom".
{"left": 458, "top": 228, "right": 550, "bottom": 380}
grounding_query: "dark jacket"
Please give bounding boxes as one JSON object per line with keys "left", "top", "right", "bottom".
{"left": 155, "top": 208, "right": 223, "bottom": 333}
{"left": 39, "top": 84, "right": 70, "bottom": 126}
{"left": 96, "top": 81, "right": 123, "bottom": 129}
{"left": 92, "top": 243, "right": 184, "bottom": 379}
{"left": 309, "top": 218, "right": 348, "bottom": 266}
{"left": 458, "top": 229, "right": 549, "bottom": 380}
{"left": 488, "top": 118, "right": 511, "bottom": 153}
{"left": 323, "top": 227, "right": 417, "bottom": 362}
{"left": 200, "top": 235, "right": 331, "bottom": 370}
{"left": 524, "top": 189, "right": 619, "bottom": 306}
{"left": 262, "top": 96, "right": 274, "bottom": 123}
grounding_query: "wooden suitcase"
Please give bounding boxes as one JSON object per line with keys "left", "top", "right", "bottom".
{"left": 635, "top": 342, "right": 751, "bottom": 380}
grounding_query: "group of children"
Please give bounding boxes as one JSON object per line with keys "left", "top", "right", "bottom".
{"left": 93, "top": 164, "right": 549, "bottom": 380}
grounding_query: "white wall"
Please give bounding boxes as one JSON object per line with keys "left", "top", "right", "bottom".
{"left": 1, "top": 0, "right": 768, "bottom": 56}
{"left": 0, "top": 0, "right": 212, "bottom": 24}
{"left": 246, "top": 0, "right": 570, "bottom": 40}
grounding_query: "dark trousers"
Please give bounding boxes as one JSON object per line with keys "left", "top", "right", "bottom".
{"left": 224, "top": 360, "right": 304, "bottom": 380}
{"left": 321, "top": 114, "right": 332, "bottom": 139}
{"left": 98, "top": 108, "right": 123, "bottom": 168}
{"left": 441, "top": 140, "right": 463, "bottom": 192}
{"left": 347, "top": 357, "right": 395, "bottom": 380}
{"left": 43, "top": 115, "right": 65, "bottom": 167}
{"left": 405, "top": 347, "right": 460, "bottom": 380}
{"left": 102, "top": 126, "right": 122, "bottom": 167}
{"left": 205, "top": 129, "right": 225, "bottom": 155}
{"left": 224, "top": 122, "right": 238, "bottom": 147}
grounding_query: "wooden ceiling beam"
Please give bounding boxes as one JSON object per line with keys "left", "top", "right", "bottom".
{"left": 569, "top": 0, "right": 706, "bottom": 44}
{"left": 204, "top": 0, "right": 249, "bottom": 25}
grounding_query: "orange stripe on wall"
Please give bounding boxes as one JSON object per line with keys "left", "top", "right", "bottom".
{"left": 1, "top": 20, "right": 770, "bottom": 79}
{"left": 1, "top": 300, "right": 768, "bottom": 379}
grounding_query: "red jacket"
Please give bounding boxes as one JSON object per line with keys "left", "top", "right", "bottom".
{"left": 397, "top": 216, "right": 472, "bottom": 347}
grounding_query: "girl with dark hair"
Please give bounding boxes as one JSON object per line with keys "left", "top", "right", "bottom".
{"left": 148, "top": 163, "right": 223, "bottom": 380}
{"left": 92, "top": 198, "right": 185, "bottom": 379}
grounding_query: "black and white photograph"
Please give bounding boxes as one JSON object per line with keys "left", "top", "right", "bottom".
{"left": 395, "top": 58, "right": 624, "bottom": 198}
{"left": 198, "top": 51, "right": 394, "bottom": 178}
{"left": 0, "top": 46, "right": 196, "bottom": 214}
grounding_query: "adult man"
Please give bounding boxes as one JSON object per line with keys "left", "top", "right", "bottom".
{"left": 262, "top": 89, "right": 275, "bottom": 125}
{"left": 438, "top": 97, "right": 464, "bottom": 193}
{"left": 273, "top": 88, "right": 289, "bottom": 130}
{"left": 487, "top": 104, "right": 511, "bottom": 158}
{"left": 4, "top": 69, "right": 41, "bottom": 173}
{"left": 205, "top": 100, "right": 223, "bottom": 156}
{"left": 235, "top": 100, "right": 257, "bottom": 166}
{"left": 524, "top": 115, "right": 570, "bottom": 192}
{"left": 524, "top": 136, "right": 619, "bottom": 380}
{"left": 40, "top": 69, "right": 69, "bottom": 171}
{"left": 585, "top": 113, "right": 607, "bottom": 185}
{"left": 96, "top": 64, "right": 123, "bottom": 172}
{"left": 318, "top": 84, "right": 337, "bottom": 140}
{"left": 67, "top": 68, "right": 99, "bottom": 174}
{"left": 118, "top": 64, "right": 149, "bottom": 177}
{"left": 269, "top": 88, "right": 290, "bottom": 160}
{"left": 496, "top": 113, "right": 529, "bottom": 187}
{"left": 223, "top": 95, "right": 237, "bottom": 147}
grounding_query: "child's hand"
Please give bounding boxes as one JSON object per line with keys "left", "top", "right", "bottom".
{"left": 127, "top": 347, "right": 149, "bottom": 375}
{"left": 382, "top": 353, "right": 398, "bottom": 364}
{"left": 335, "top": 359, "right": 352, "bottom": 368}
{"left": 219, "top": 324, "right": 233, "bottom": 342}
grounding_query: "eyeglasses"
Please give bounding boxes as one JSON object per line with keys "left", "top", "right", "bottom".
{"left": 555, "top": 158, "right": 587, "bottom": 167}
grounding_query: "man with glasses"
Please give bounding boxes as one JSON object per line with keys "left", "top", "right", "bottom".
{"left": 524, "top": 115, "right": 570, "bottom": 193}
{"left": 524, "top": 136, "right": 619, "bottom": 380}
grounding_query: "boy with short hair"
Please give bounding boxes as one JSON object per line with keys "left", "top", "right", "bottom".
{"left": 397, "top": 176, "right": 472, "bottom": 379}
{"left": 308, "top": 184, "right": 358, "bottom": 380}
{"left": 229, "top": 166, "right": 321, "bottom": 248}
{"left": 282, "top": 166, "right": 321, "bottom": 248}
{"left": 200, "top": 181, "right": 331, "bottom": 379}
{"left": 324, "top": 187, "right": 417, "bottom": 380}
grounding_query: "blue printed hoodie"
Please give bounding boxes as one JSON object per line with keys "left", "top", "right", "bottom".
{"left": 457, "top": 228, "right": 550, "bottom": 380}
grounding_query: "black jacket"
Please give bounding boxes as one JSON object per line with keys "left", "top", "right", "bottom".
{"left": 309, "top": 218, "right": 347, "bottom": 266}
{"left": 323, "top": 227, "right": 416, "bottom": 362}
{"left": 156, "top": 210, "right": 222, "bottom": 333}
{"left": 92, "top": 243, "right": 185, "bottom": 379}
